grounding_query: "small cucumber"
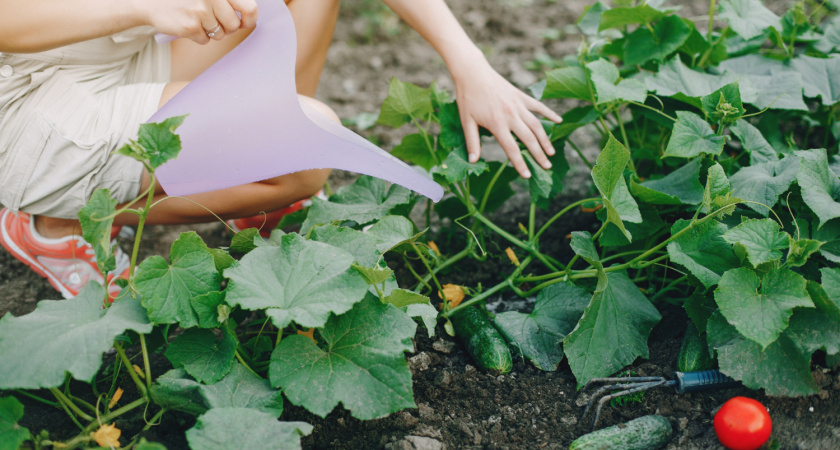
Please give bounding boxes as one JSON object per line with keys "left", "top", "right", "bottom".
{"left": 677, "top": 322, "right": 713, "bottom": 373}
{"left": 450, "top": 306, "right": 512, "bottom": 374}
{"left": 569, "top": 415, "right": 673, "bottom": 450}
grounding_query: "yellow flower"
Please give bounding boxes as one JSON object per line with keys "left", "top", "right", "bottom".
{"left": 108, "top": 388, "right": 124, "bottom": 409}
{"left": 91, "top": 423, "right": 121, "bottom": 448}
{"left": 439, "top": 284, "right": 465, "bottom": 308}
{"left": 428, "top": 241, "right": 441, "bottom": 257}
{"left": 505, "top": 247, "right": 520, "bottom": 267}
{"left": 297, "top": 328, "right": 316, "bottom": 341}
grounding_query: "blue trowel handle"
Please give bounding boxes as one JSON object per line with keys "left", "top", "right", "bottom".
{"left": 673, "top": 370, "right": 741, "bottom": 394}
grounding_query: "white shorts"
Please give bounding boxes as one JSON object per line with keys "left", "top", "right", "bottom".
{"left": 0, "top": 27, "right": 171, "bottom": 219}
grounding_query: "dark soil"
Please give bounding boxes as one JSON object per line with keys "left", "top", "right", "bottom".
{"left": 3, "top": 0, "right": 840, "bottom": 449}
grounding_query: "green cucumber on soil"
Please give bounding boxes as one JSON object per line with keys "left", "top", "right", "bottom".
{"left": 450, "top": 306, "right": 512, "bottom": 374}
{"left": 569, "top": 415, "right": 673, "bottom": 450}
{"left": 677, "top": 322, "right": 714, "bottom": 373}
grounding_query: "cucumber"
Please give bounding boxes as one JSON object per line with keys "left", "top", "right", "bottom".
{"left": 569, "top": 415, "right": 673, "bottom": 450}
{"left": 677, "top": 322, "right": 713, "bottom": 373}
{"left": 450, "top": 306, "right": 512, "bottom": 374}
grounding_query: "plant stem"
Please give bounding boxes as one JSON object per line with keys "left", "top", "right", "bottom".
{"left": 614, "top": 109, "right": 637, "bottom": 174}
{"left": 414, "top": 244, "right": 473, "bottom": 291}
{"left": 405, "top": 254, "right": 432, "bottom": 293}
{"left": 443, "top": 256, "right": 533, "bottom": 318}
{"left": 650, "top": 275, "right": 689, "bottom": 302}
{"left": 235, "top": 351, "right": 262, "bottom": 378}
{"left": 707, "top": 0, "right": 717, "bottom": 42}
{"left": 411, "top": 242, "right": 445, "bottom": 295}
{"left": 528, "top": 203, "right": 536, "bottom": 241}
{"left": 566, "top": 140, "right": 594, "bottom": 169}
{"left": 50, "top": 388, "right": 94, "bottom": 423}
{"left": 14, "top": 390, "right": 60, "bottom": 408}
{"left": 129, "top": 172, "right": 157, "bottom": 278}
{"left": 479, "top": 162, "right": 509, "bottom": 213}
{"left": 139, "top": 335, "right": 152, "bottom": 390}
{"left": 114, "top": 342, "right": 148, "bottom": 399}
{"left": 534, "top": 197, "right": 600, "bottom": 241}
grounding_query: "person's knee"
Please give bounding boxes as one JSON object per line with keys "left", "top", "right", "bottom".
{"left": 298, "top": 95, "right": 340, "bottom": 124}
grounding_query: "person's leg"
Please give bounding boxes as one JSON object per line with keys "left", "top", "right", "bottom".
{"left": 287, "top": 0, "right": 341, "bottom": 96}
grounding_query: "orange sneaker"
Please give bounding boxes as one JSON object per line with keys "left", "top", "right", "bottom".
{"left": 227, "top": 190, "right": 324, "bottom": 237}
{"left": 0, "top": 208, "right": 130, "bottom": 299}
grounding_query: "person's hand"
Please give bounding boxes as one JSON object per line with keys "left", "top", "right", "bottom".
{"left": 143, "top": 0, "right": 258, "bottom": 44}
{"left": 453, "top": 57, "right": 562, "bottom": 179}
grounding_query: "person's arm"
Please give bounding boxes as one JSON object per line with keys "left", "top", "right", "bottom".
{"left": 382, "top": 0, "right": 562, "bottom": 178}
{"left": 0, "top": 0, "right": 257, "bottom": 53}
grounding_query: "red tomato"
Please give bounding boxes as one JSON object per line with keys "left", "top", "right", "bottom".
{"left": 714, "top": 396, "right": 772, "bottom": 450}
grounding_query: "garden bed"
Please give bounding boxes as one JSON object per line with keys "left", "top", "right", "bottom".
{"left": 3, "top": 0, "right": 840, "bottom": 448}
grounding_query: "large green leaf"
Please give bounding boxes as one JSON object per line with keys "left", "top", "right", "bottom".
{"left": 790, "top": 55, "right": 840, "bottom": 105}
{"left": 563, "top": 272, "right": 662, "bottom": 388}
{"left": 543, "top": 67, "right": 591, "bottom": 101}
{"left": 225, "top": 234, "right": 368, "bottom": 329}
{"left": 598, "top": 4, "right": 663, "bottom": 30}
{"left": 667, "top": 219, "right": 740, "bottom": 289}
{"left": 719, "top": 0, "right": 782, "bottom": 40}
{"left": 624, "top": 15, "right": 692, "bottom": 66}
{"left": 376, "top": 78, "right": 432, "bottom": 128}
{"left": 577, "top": 1, "right": 609, "bottom": 35}
{"left": 586, "top": 59, "right": 647, "bottom": 104}
{"left": 645, "top": 56, "right": 738, "bottom": 105}
{"left": 702, "top": 163, "right": 732, "bottom": 214}
{"left": 717, "top": 55, "right": 809, "bottom": 111}
{"left": 494, "top": 283, "right": 590, "bottom": 371}
{"left": 730, "top": 119, "right": 778, "bottom": 164}
{"left": 797, "top": 149, "right": 840, "bottom": 228}
{"left": 523, "top": 143, "right": 570, "bottom": 209}
{"left": 0, "top": 396, "right": 29, "bottom": 450}
{"left": 714, "top": 267, "right": 813, "bottom": 348}
{"left": 363, "top": 215, "right": 420, "bottom": 254}
{"left": 269, "top": 295, "right": 416, "bottom": 420}
{"left": 431, "top": 147, "right": 488, "bottom": 186}
{"left": 309, "top": 225, "right": 381, "bottom": 267}
{"left": 722, "top": 219, "right": 791, "bottom": 267}
{"left": 663, "top": 111, "right": 725, "bottom": 158}
{"left": 630, "top": 158, "right": 704, "bottom": 205}
{"left": 185, "top": 408, "right": 312, "bottom": 450}
{"left": 135, "top": 232, "right": 222, "bottom": 328}
{"left": 730, "top": 155, "right": 800, "bottom": 216}
{"left": 116, "top": 116, "right": 187, "bottom": 169}
{"left": 819, "top": 268, "right": 840, "bottom": 318}
{"left": 391, "top": 133, "right": 439, "bottom": 171}
{"left": 150, "top": 365, "right": 284, "bottom": 417}
{"left": 78, "top": 189, "right": 117, "bottom": 275}
{"left": 165, "top": 328, "right": 237, "bottom": 384}
{"left": 301, "top": 176, "right": 412, "bottom": 233}
{"left": 592, "top": 136, "right": 642, "bottom": 240}
{"left": 707, "top": 311, "right": 818, "bottom": 396}
{"left": 0, "top": 284, "right": 151, "bottom": 389}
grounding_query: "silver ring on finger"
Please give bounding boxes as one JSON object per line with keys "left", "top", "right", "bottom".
{"left": 206, "top": 23, "right": 222, "bottom": 38}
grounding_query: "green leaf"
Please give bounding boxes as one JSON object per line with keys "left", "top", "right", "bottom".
{"left": 404, "top": 303, "right": 438, "bottom": 338}
{"left": 301, "top": 176, "right": 412, "bottom": 234}
{"left": 432, "top": 147, "right": 488, "bottom": 186}
{"left": 438, "top": 101, "right": 466, "bottom": 150}
{"left": 0, "top": 284, "right": 151, "bottom": 389}
{"left": 644, "top": 58, "right": 738, "bottom": 107}
{"left": 786, "top": 306, "right": 840, "bottom": 356}
{"left": 225, "top": 234, "right": 369, "bottom": 329}
{"left": 624, "top": 15, "right": 692, "bottom": 66}
{"left": 523, "top": 144, "right": 570, "bottom": 209}
{"left": 270, "top": 295, "right": 417, "bottom": 420}
{"left": 663, "top": 111, "right": 725, "bottom": 159}
{"left": 730, "top": 120, "right": 779, "bottom": 164}
{"left": 598, "top": 4, "right": 664, "bottom": 30}
{"left": 78, "top": 189, "right": 117, "bottom": 275}
{"left": 364, "top": 215, "right": 420, "bottom": 254}
{"left": 592, "top": 135, "right": 642, "bottom": 240}
{"left": 353, "top": 264, "right": 393, "bottom": 286}
{"left": 716, "top": 55, "right": 809, "bottom": 111}
{"left": 150, "top": 364, "right": 284, "bottom": 417}
{"left": 702, "top": 162, "right": 732, "bottom": 213}
{"left": 723, "top": 219, "right": 790, "bottom": 267}
{"left": 564, "top": 272, "right": 662, "bottom": 388}
{"left": 667, "top": 219, "right": 740, "bottom": 289}
{"left": 714, "top": 267, "right": 813, "bottom": 348}
{"left": 165, "top": 328, "right": 237, "bottom": 384}
{"left": 135, "top": 232, "right": 222, "bottom": 328}
{"left": 230, "top": 228, "right": 260, "bottom": 254}
{"left": 543, "top": 67, "right": 591, "bottom": 101}
{"left": 121, "top": 115, "right": 187, "bottom": 170}
{"left": 186, "top": 408, "right": 312, "bottom": 450}
{"left": 191, "top": 291, "right": 225, "bottom": 329}
{"left": 391, "top": 133, "right": 438, "bottom": 171}
{"left": 819, "top": 268, "right": 840, "bottom": 318}
{"left": 494, "top": 283, "right": 590, "bottom": 371}
{"left": 570, "top": 231, "right": 607, "bottom": 292}
{"left": 377, "top": 78, "right": 432, "bottom": 128}
{"left": 707, "top": 311, "right": 818, "bottom": 396}
{"left": 585, "top": 59, "right": 647, "bottom": 105}
{"left": 208, "top": 248, "right": 236, "bottom": 273}
{"left": 790, "top": 55, "right": 840, "bottom": 105}
{"left": 550, "top": 106, "right": 600, "bottom": 140}
{"left": 310, "top": 225, "right": 380, "bottom": 267}
{"left": 730, "top": 155, "right": 800, "bottom": 216}
{"left": 631, "top": 158, "right": 704, "bottom": 205}
{"left": 796, "top": 148, "right": 840, "bottom": 228}
{"left": 383, "top": 289, "right": 430, "bottom": 308}
{"left": 0, "top": 396, "right": 30, "bottom": 450}
{"left": 577, "top": 1, "right": 609, "bottom": 35}
{"left": 684, "top": 291, "right": 716, "bottom": 333}
{"left": 785, "top": 239, "right": 822, "bottom": 268}
{"left": 701, "top": 83, "right": 745, "bottom": 124}
{"left": 719, "top": 0, "right": 782, "bottom": 40}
